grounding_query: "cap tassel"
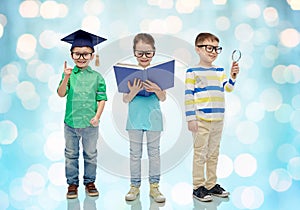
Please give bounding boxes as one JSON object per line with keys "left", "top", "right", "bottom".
{"left": 95, "top": 41, "right": 100, "bottom": 66}
{"left": 95, "top": 54, "right": 100, "bottom": 66}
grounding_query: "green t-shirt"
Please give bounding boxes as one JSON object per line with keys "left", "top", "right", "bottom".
{"left": 59, "top": 66, "right": 107, "bottom": 128}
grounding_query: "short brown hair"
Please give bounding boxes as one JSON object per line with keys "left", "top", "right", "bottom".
{"left": 133, "top": 33, "right": 156, "bottom": 50}
{"left": 195, "top": 32, "right": 219, "bottom": 45}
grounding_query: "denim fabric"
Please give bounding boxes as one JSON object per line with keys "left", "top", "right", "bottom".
{"left": 128, "top": 130, "right": 161, "bottom": 187}
{"left": 64, "top": 123, "right": 98, "bottom": 185}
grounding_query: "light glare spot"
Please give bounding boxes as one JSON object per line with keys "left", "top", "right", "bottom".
{"left": 245, "top": 102, "right": 265, "bottom": 122}
{"left": 217, "top": 154, "right": 233, "bottom": 178}
{"left": 246, "top": 3, "right": 261, "bottom": 18}
{"left": 82, "top": 16, "right": 101, "bottom": 33}
{"left": 48, "top": 163, "right": 65, "bottom": 186}
{"left": 0, "top": 120, "right": 18, "bottom": 145}
{"left": 40, "top": 1, "right": 60, "bottom": 19}
{"left": 39, "top": 30, "right": 60, "bottom": 49}
{"left": 44, "top": 131, "right": 64, "bottom": 161}
{"left": 22, "top": 172, "right": 45, "bottom": 195}
{"left": 269, "top": 168, "right": 292, "bottom": 192}
{"left": 272, "top": 65, "right": 286, "bottom": 84}
{"left": 234, "top": 153, "right": 257, "bottom": 177}
{"left": 277, "top": 144, "right": 298, "bottom": 163}
{"left": 263, "top": 7, "right": 279, "bottom": 26}
{"left": 259, "top": 88, "right": 282, "bottom": 111}
{"left": 241, "top": 186, "right": 264, "bottom": 209}
{"left": 235, "top": 23, "right": 254, "bottom": 42}
{"left": 176, "top": 0, "right": 200, "bottom": 14}
{"left": 274, "top": 104, "right": 293, "bottom": 123}
{"left": 84, "top": 0, "right": 104, "bottom": 15}
{"left": 165, "top": 16, "right": 182, "bottom": 34}
{"left": 16, "top": 34, "right": 37, "bottom": 59}
{"left": 216, "top": 16, "right": 230, "bottom": 31}
{"left": 212, "top": 0, "right": 227, "bottom": 5}
{"left": 290, "top": 110, "right": 300, "bottom": 132}
{"left": 287, "top": 157, "right": 300, "bottom": 180}
{"left": 280, "top": 28, "right": 300, "bottom": 48}
{"left": 19, "top": 0, "right": 40, "bottom": 18}
{"left": 236, "top": 121, "right": 259, "bottom": 144}
{"left": 171, "top": 182, "right": 193, "bottom": 205}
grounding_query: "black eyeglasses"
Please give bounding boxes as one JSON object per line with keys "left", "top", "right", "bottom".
{"left": 134, "top": 50, "right": 155, "bottom": 58}
{"left": 197, "top": 45, "right": 222, "bottom": 54}
{"left": 71, "top": 52, "right": 93, "bottom": 60}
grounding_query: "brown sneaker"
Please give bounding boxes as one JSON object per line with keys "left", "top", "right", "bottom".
{"left": 66, "top": 184, "right": 78, "bottom": 199}
{"left": 85, "top": 182, "right": 99, "bottom": 197}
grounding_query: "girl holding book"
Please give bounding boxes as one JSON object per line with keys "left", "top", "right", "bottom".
{"left": 123, "top": 33, "right": 166, "bottom": 203}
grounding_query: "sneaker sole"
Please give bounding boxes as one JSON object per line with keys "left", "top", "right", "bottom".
{"left": 193, "top": 194, "right": 213, "bottom": 202}
{"left": 125, "top": 193, "right": 139, "bottom": 201}
{"left": 66, "top": 194, "right": 78, "bottom": 199}
{"left": 210, "top": 193, "right": 229, "bottom": 198}
{"left": 86, "top": 191, "right": 99, "bottom": 197}
{"left": 151, "top": 196, "right": 166, "bottom": 203}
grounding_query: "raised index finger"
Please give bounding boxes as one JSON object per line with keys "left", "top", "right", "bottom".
{"left": 64, "top": 61, "right": 67, "bottom": 69}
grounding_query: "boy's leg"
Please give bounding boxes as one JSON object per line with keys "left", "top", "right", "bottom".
{"left": 192, "top": 120, "right": 210, "bottom": 189}
{"left": 64, "top": 124, "right": 81, "bottom": 186}
{"left": 146, "top": 131, "right": 161, "bottom": 184}
{"left": 81, "top": 126, "right": 99, "bottom": 185}
{"left": 128, "top": 129, "right": 144, "bottom": 187}
{"left": 206, "top": 120, "right": 223, "bottom": 190}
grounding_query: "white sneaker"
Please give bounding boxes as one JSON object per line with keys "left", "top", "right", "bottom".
{"left": 125, "top": 186, "right": 140, "bottom": 201}
{"left": 150, "top": 183, "right": 166, "bottom": 203}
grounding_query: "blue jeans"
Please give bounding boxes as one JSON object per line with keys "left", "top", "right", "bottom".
{"left": 128, "top": 130, "right": 161, "bottom": 187}
{"left": 64, "top": 123, "right": 98, "bottom": 186}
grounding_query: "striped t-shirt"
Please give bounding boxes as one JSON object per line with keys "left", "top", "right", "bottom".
{"left": 185, "top": 66, "right": 235, "bottom": 121}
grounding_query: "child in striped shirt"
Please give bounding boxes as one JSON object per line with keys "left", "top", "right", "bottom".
{"left": 185, "top": 32, "right": 239, "bottom": 202}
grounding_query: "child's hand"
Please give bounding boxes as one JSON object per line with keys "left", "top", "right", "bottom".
{"left": 90, "top": 116, "right": 99, "bottom": 127}
{"left": 64, "top": 61, "right": 73, "bottom": 78}
{"left": 188, "top": 120, "right": 198, "bottom": 132}
{"left": 143, "top": 80, "right": 161, "bottom": 92}
{"left": 128, "top": 78, "right": 143, "bottom": 94}
{"left": 231, "top": 62, "right": 240, "bottom": 79}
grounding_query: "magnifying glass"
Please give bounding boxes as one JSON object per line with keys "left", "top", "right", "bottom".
{"left": 232, "top": 49, "right": 241, "bottom": 76}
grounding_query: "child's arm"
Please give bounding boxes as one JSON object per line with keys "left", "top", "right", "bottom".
{"left": 57, "top": 61, "right": 72, "bottom": 97}
{"left": 185, "top": 69, "right": 198, "bottom": 132}
{"left": 123, "top": 78, "right": 143, "bottom": 103}
{"left": 143, "top": 80, "right": 166, "bottom": 101}
{"left": 90, "top": 100, "right": 105, "bottom": 127}
{"left": 230, "top": 61, "right": 239, "bottom": 80}
{"left": 223, "top": 62, "right": 239, "bottom": 92}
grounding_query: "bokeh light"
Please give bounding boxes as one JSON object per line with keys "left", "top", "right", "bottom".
{"left": 269, "top": 168, "right": 292, "bottom": 192}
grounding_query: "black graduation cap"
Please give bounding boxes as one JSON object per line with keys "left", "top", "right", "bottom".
{"left": 61, "top": 29, "right": 107, "bottom": 52}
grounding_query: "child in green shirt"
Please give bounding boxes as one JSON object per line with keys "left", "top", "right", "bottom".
{"left": 57, "top": 29, "right": 107, "bottom": 199}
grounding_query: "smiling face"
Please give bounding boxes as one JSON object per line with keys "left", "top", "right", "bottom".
{"left": 71, "top": 46, "right": 94, "bottom": 69}
{"left": 195, "top": 39, "right": 220, "bottom": 67}
{"left": 134, "top": 40, "right": 155, "bottom": 68}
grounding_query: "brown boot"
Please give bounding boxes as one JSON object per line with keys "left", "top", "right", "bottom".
{"left": 66, "top": 184, "right": 78, "bottom": 199}
{"left": 85, "top": 182, "right": 99, "bottom": 197}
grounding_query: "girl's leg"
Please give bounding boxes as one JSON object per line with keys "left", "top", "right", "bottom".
{"left": 128, "top": 129, "right": 144, "bottom": 187}
{"left": 146, "top": 131, "right": 161, "bottom": 184}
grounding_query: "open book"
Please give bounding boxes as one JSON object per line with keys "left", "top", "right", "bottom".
{"left": 113, "top": 60, "right": 175, "bottom": 96}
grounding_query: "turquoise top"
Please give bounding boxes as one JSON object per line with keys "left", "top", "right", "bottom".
{"left": 126, "top": 94, "right": 163, "bottom": 131}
